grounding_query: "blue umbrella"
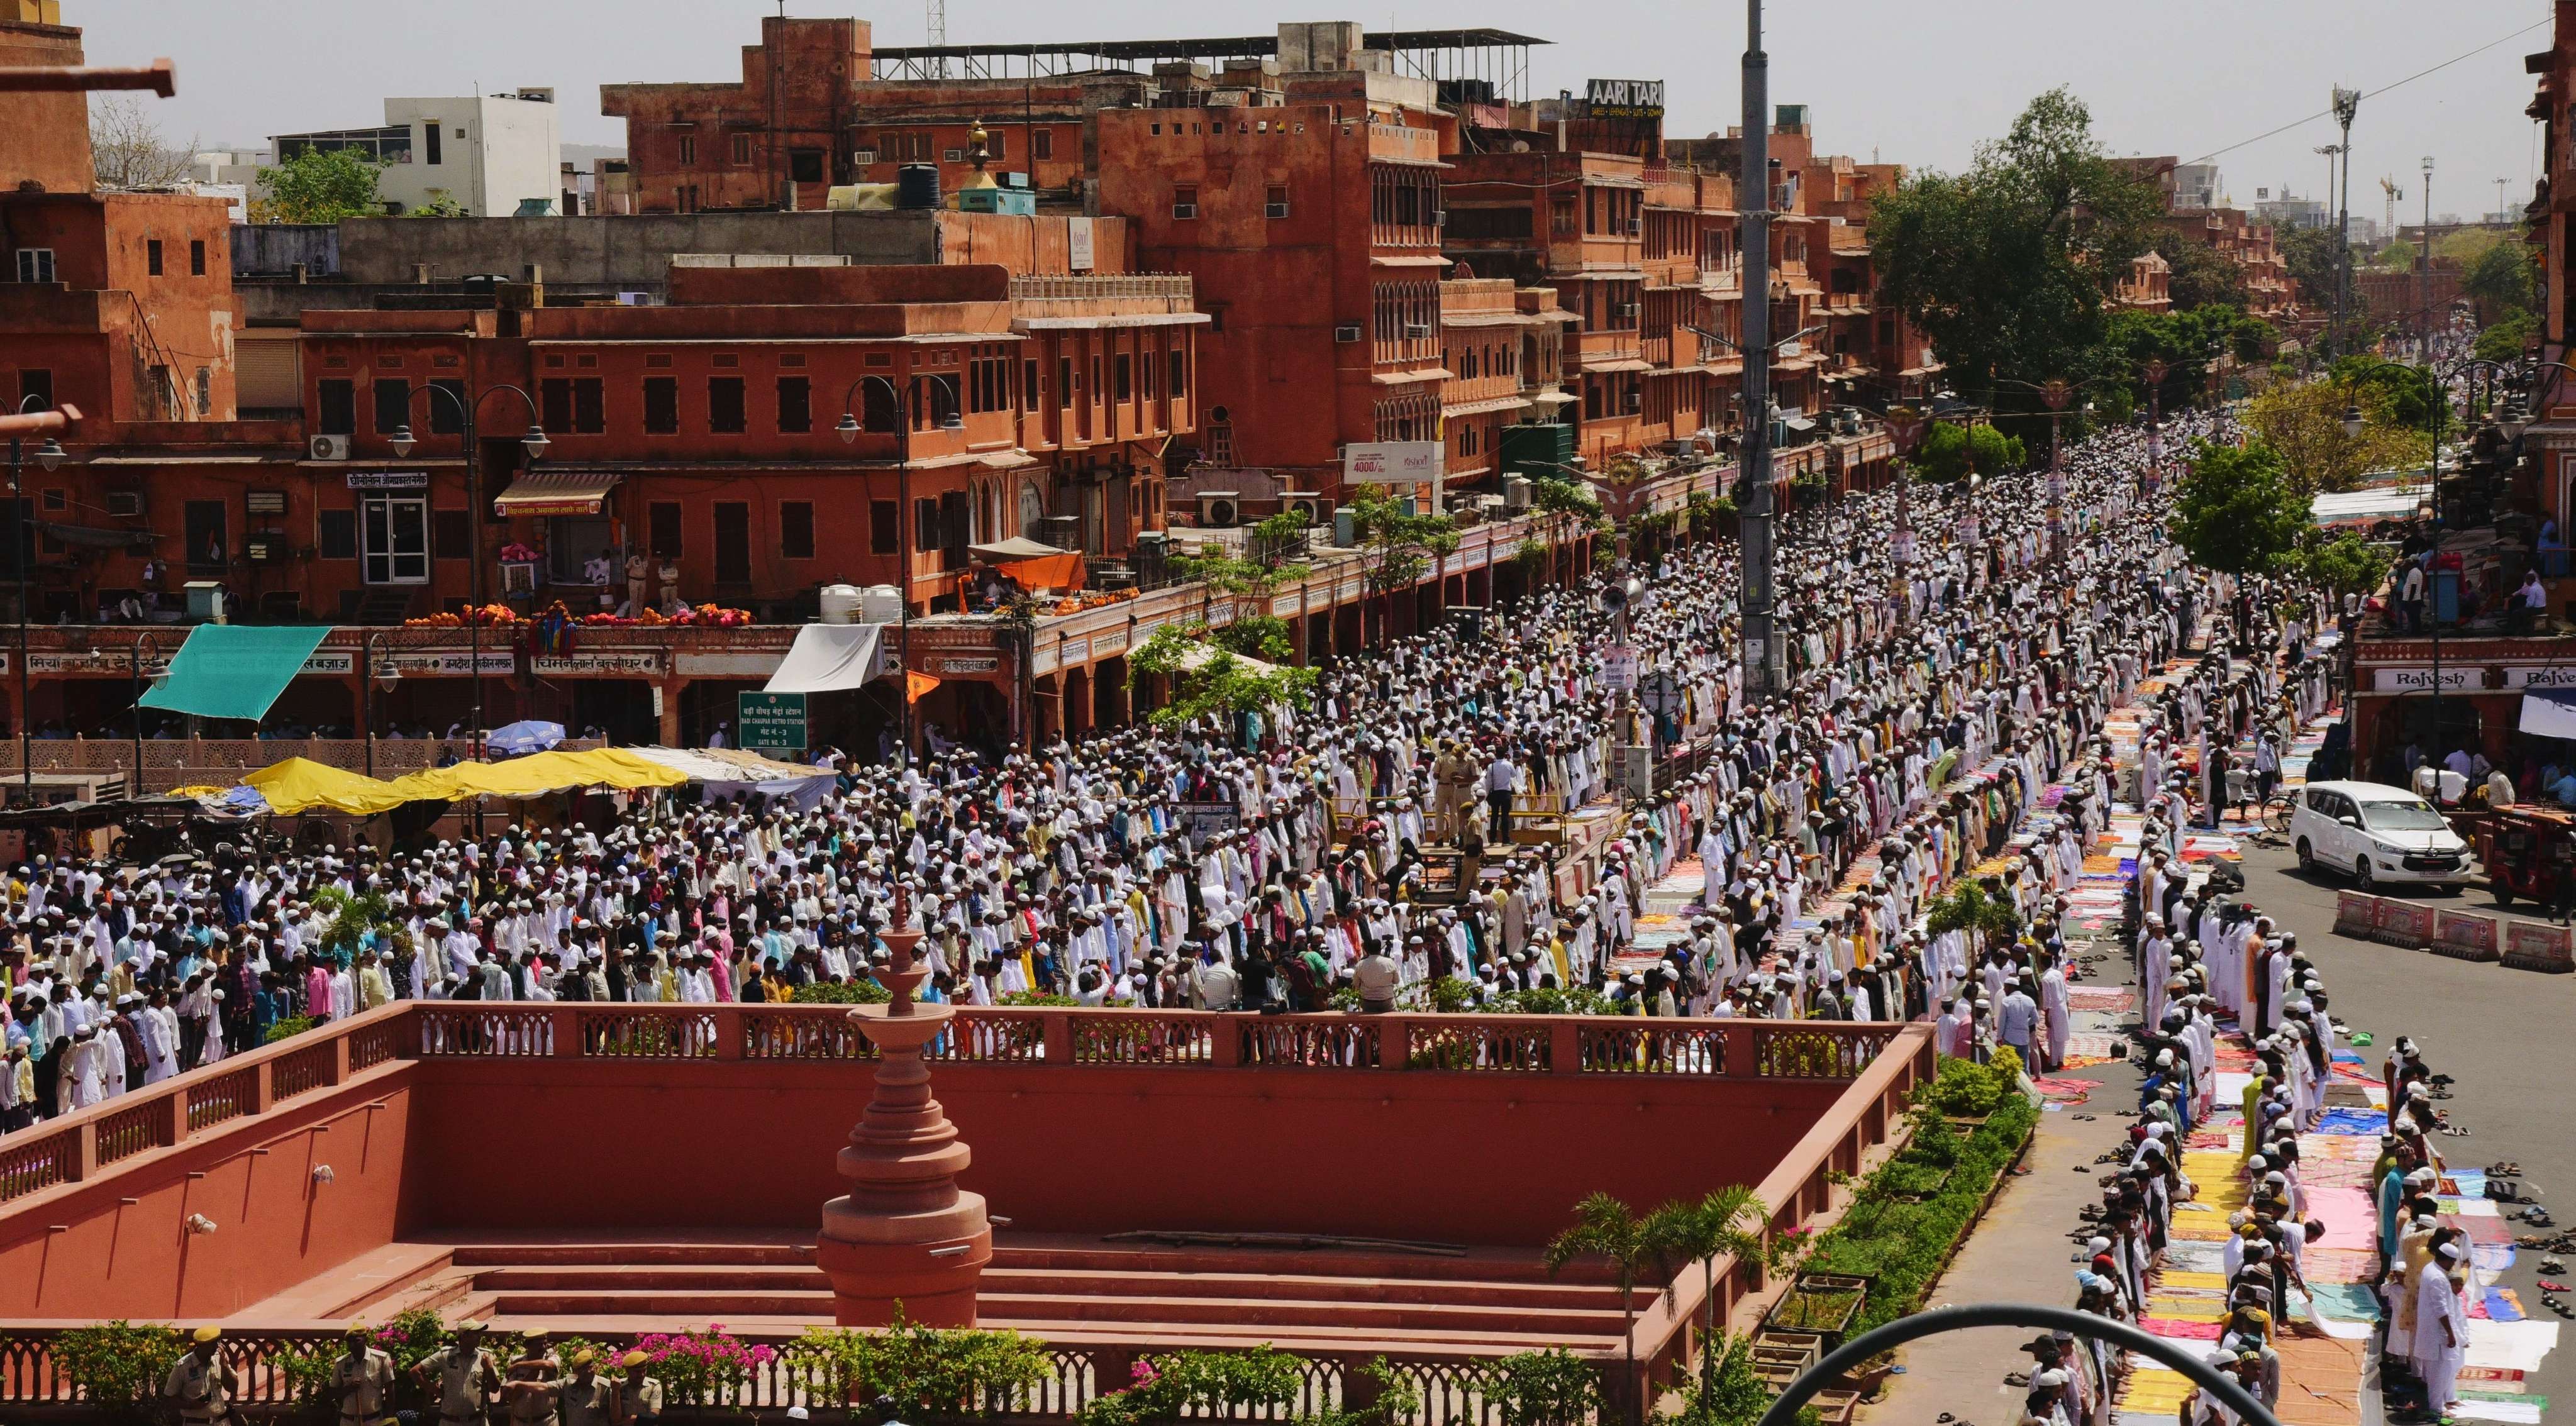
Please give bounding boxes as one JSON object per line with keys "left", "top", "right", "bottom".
{"left": 486, "top": 720, "right": 566, "bottom": 758}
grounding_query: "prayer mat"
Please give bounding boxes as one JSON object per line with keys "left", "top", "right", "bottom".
{"left": 2135, "top": 1316, "right": 2224, "bottom": 1339}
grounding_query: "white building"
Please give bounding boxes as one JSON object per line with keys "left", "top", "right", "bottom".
{"left": 270, "top": 89, "right": 564, "bottom": 217}
{"left": 2172, "top": 162, "right": 2221, "bottom": 211}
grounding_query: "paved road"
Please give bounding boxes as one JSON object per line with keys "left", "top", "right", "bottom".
{"left": 2238, "top": 837, "right": 2576, "bottom": 1411}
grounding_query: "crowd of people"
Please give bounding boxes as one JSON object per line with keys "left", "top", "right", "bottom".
{"left": 6, "top": 407, "right": 2270, "bottom": 1134}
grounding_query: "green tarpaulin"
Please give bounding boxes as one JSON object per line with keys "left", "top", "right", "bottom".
{"left": 136, "top": 625, "right": 333, "bottom": 724}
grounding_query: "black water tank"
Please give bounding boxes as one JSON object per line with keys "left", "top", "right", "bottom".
{"left": 896, "top": 164, "right": 941, "bottom": 210}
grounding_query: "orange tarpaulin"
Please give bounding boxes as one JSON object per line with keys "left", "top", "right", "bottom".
{"left": 906, "top": 671, "right": 941, "bottom": 702}
{"left": 997, "top": 551, "right": 1084, "bottom": 592}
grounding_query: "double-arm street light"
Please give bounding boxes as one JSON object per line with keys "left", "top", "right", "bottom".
{"left": 1884, "top": 406, "right": 1928, "bottom": 624}
{"left": 5, "top": 397, "right": 73, "bottom": 802}
{"left": 2140, "top": 358, "right": 2169, "bottom": 497}
{"left": 836, "top": 372, "right": 961, "bottom": 765}
{"left": 388, "top": 386, "right": 546, "bottom": 834}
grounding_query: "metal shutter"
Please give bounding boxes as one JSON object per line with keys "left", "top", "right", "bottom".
{"left": 235, "top": 331, "right": 301, "bottom": 412}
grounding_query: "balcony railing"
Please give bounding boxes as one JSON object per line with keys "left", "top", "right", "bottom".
{"left": 1008, "top": 273, "right": 1194, "bottom": 302}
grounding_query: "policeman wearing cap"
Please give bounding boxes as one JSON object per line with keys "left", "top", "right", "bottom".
{"left": 164, "top": 1327, "right": 239, "bottom": 1426}
{"left": 331, "top": 1322, "right": 395, "bottom": 1426}
{"left": 416, "top": 1322, "right": 500, "bottom": 1426}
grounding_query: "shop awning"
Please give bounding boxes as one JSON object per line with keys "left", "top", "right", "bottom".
{"left": 492, "top": 469, "right": 623, "bottom": 516}
{"left": 2522, "top": 690, "right": 2576, "bottom": 740}
{"left": 763, "top": 622, "right": 889, "bottom": 695}
{"left": 969, "top": 536, "right": 1070, "bottom": 560}
{"left": 138, "top": 625, "right": 332, "bottom": 722}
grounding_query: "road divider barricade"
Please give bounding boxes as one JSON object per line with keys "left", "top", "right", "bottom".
{"left": 2334, "top": 892, "right": 2382, "bottom": 939}
{"left": 2370, "top": 897, "right": 2437, "bottom": 949}
{"left": 2430, "top": 909, "right": 2502, "bottom": 963}
{"left": 2502, "top": 919, "right": 2576, "bottom": 973}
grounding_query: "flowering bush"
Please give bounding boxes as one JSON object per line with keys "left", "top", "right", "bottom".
{"left": 781, "top": 1309, "right": 1052, "bottom": 1412}
{"left": 630, "top": 1325, "right": 776, "bottom": 1406}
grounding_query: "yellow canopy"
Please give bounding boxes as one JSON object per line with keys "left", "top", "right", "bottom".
{"left": 384, "top": 748, "right": 686, "bottom": 802}
{"left": 243, "top": 757, "right": 419, "bottom": 816}
{"left": 242, "top": 749, "right": 686, "bottom": 815}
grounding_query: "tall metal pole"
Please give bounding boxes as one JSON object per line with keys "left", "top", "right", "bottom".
{"left": 8, "top": 437, "right": 25, "bottom": 802}
{"left": 1738, "top": 0, "right": 1779, "bottom": 697}
{"left": 2419, "top": 156, "right": 2435, "bottom": 359}
{"left": 2331, "top": 88, "right": 2359, "bottom": 362}
{"left": 897, "top": 384, "right": 913, "bottom": 765}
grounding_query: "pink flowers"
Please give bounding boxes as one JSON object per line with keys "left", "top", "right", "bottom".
{"left": 629, "top": 1325, "right": 775, "bottom": 1404}
{"left": 1129, "top": 1360, "right": 1160, "bottom": 1386}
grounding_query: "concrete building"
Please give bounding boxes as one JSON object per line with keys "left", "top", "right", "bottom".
{"left": 274, "top": 91, "right": 565, "bottom": 218}
{"left": 0, "top": 0, "right": 91, "bottom": 196}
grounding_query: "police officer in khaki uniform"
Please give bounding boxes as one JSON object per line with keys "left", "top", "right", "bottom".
{"left": 415, "top": 1322, "right": 501, "bottom": 1426}
{"left": 330, "top": 1322, "right": 396, "bottom": 1426}
{"left": 164, "top": 1326, "right": 238, "bottom": 1426}
{"left": 613, "top": 1351, "right": 663, "bottom": 1426}
{"left": 501, "top": 1355, "right": 562, "bottom": 1426}
{"left": 556, "top": 1352, "right": 615, "bottom": 1426}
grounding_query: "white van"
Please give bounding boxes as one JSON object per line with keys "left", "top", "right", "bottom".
{"left": 2287, "top": 780, "right": 2474, "bottom": 888}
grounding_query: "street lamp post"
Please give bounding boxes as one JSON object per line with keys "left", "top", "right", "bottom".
{"left": 2040, "top": 378, "right": 2074, "bottom": 560}
{"left": 126, "top": 633, "right": 159, "bottom": 794}
{"left": 361, "top": 632, "right": 401, "bottom": 778}
{"left": 838, "top": 373, "right": 962, "bottom": 765}
{"left": 2141, "top": 359, "right": 2168, "bottom": 498}
{"left": 1884, "top": 407, "right": 1927, "bottom": 626}
{"left": 2329, "top": 87, "right": 2360, "bottom": 361}
{"left": 387, "top": 385, "right": 549, "bottom": 797}
{"left": 6, "top": 397, "right": 70, "bottom": 803}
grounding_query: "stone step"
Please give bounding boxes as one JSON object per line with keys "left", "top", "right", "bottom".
{"left": 474, "top": 1287, "right": 1631, "bottom": 1339}
{"left": 460, "top": 1264, "right": 1635, "bottom": 1311}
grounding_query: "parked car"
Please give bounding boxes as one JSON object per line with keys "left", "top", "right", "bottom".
{"left": 2288, "top": 780, "right": 2475, "bottom": 888}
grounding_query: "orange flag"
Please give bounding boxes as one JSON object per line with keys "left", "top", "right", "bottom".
{"left": 906, "top": 671, "right": 941, "bottom": 703}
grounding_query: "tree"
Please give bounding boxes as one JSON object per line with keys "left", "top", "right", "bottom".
{"left": 253, "top": 147, "right": 384, "bottom": 223}
{"left": 1346, "top": 485, "right": 1458, "bottom": 638}
{"left": 2105, "top": 304, "right": 2272, "bottom": 414}
{"left": 1125, "top": 623, "right": 1316, "bottom": 736}
{"left": 410, "top": 189, "right": 471, "bottom": 218}
{"left": 1868, "top": 89, "right": 2165, "bottom": 407}
{"left": 2328, "top": 355, "right": 2437, "bottom": 429}
{"left": 2155, "top": 240, "right": 2250, "bottom": 311}
{"left": 1543, "top": 1193, "right": 1663, "bottom": 1426}
{"left": 2245, "top": 377, "right": 2427, "bottom": 495}
{"left": 1643, "top": 1186, "right": 1770, "bottom": 1405}
{"left": 2282, "top": 531, "right": 2392, "bottom": 602}
{"left": 2475, "top": 309, "right": 2538, "bottom": 363}
{"left": 2169, "top": 439, "right": 2309, "bottom": 577}
{"left": 2462, "top": 240, "right": 2537, "bottom": 324}
{"left": 1912, "top": 420, "right": 2024, "bottom": 484}
{"left": 89, "top": 94, "right": 196, "bottom": 190}
{"left": 2276, "top": 224, "right": 2348, "bottom": 310}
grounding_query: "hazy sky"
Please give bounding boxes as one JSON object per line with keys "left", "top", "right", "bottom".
{"left": 83, "top": 0, "right": 2550, "bottom": 223}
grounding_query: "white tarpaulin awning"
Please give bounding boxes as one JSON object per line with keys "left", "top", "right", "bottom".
{"left": 2521, "top": 690, "right": 2576, "bottom": 739}
{"left": 1170, "top": 642, "right": 1280, "bottom": 675}
{"left": 762, "top": 622, "right": 887, "bottom": 694}
{"left": 627, "top": 746, "right": 838, "bottom": 809}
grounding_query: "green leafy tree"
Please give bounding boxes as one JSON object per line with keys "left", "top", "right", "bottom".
{"left": 2476, "top": 309, "right": 2538, "bottom": 363}
{"left": 1544, "top": 1193, "right": 1665, "bottom": 1424}
{"left": 2155, "top": 240, "right": 2251, "bottom": 311}
{"left": 1126, "top": 622, "right": 1316, "bottom": 734}
{"left": 409, "top": 188, "right": 471, "bottom": 218}
{"left": 51, "top": 1322, "right": 186, "bottom": 1423}
{"left": 1347, "top": 485, "right": 1459, "bottom": 637}
{"left": 2245, "top": 377, "right": 2428, "bottom": 495}
{"left": 1924, "top": 880, "right": 2022, "bottom": 956}
{"left": 1477, "top": 1349, "right": 1603, "bottom": 1426}
{"left": 2105, "top": 304, "right": 2271, "bottom": 415}
{"left": 1912, "top": 421, "right": 2024, "bottom": 484}
{"left": 253, "top": 146, "right": 386, "bottom": 223}
{"left": 1643, "top": 1186, "right": 1770, "bottom": 1403}
{"left": 2462, "top": 238, "right": 2537, "bottom": 321}
{"left": 2276, "top": 224, "right": 2349, "bottom": 309}
{"left": 1868, "top": 89, "right": 2165, "bottom": 408}
{"left": 2170, "top": 438, "right": 2309, "bottom": 577}
{"left": 2281, "top": 531, "right": 2393, "bottom": 602}
{"left": 2328, "top": 356, "right": 2437, "bottom": 429}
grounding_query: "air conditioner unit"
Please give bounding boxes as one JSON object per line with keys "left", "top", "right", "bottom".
{"left": 309, "top": 434, "right": 351, "bottom": 461}
{"left": 242, "top": 533, "right": 287, "bottom": 564}
{"left": 852, "top": 149, "right": 879, "bottom": 165}
{"left": 1265, "top": 201, "right": 1290, "bottom": 218}
{"left": 1197, "top": 490, "right": 1241, "bottom": 528}
{"left": 1403, "top": 322, "right": 1433, "bottom": 340}
{"left": 1334, "top": 324, "right": 1363, "bottom": 343}
{"left": 106, "top": 490, "right": 145, "bottom": 518}
{"left": 943, "top": 148, "right": 965, "bottom": 162}
{"left": 1282, "top": 492, "right": 1333, "bottom": 524}
{"left": 1625, "top": 218, "right": 1642, "bottom": 236}
{"left": 1432, "top": 209, "right": 1446, "bottom": 227}
{"left": 1173, "top": 202, "right": 1199, "bottom": 219}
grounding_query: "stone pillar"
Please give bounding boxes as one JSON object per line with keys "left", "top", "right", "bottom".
{"left": 816, "top": 902, "right": 992, "bottom": 1326}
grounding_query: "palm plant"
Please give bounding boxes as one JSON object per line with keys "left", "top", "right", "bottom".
{"left": 1643, "top": 1186, "right": 1771, "bottom": 1404}
{"left": 1543, "top": 1192, "right": 1662, "bottom": 1426}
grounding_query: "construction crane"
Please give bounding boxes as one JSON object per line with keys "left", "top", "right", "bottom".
{"left": 2380, "top": 177, "right": 2402, "bottom": 240}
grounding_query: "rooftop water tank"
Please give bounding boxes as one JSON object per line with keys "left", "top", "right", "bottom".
{"left": 819, "top": 583, "right": 865, "bottom": 625}
{"left": 860, "top": 584, "right": 904, "bottom": 624}
{"left": 896, "top": 164, "right": 941, "bottom": 211}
